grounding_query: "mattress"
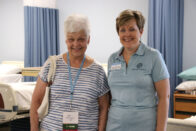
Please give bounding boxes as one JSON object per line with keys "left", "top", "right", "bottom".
{"left": 0, "top": 82, "right": 36, "bottom": 110}
{"left": 9, "top": 82, "right": 36, "bottom": 110}
{"left": 0, "top": 74, "right": 23, "bottom": 83}
{"left": 0, "top": 82, "right": 36, "bottom": 123}
{"left": 167, "top": 118, "right": 196, "bottom": 131}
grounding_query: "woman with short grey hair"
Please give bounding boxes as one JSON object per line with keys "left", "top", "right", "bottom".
{"left": 30, "top": 14, "right": 110, "bottom": 131}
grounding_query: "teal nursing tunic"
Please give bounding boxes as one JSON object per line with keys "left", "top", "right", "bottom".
{"left": 106, "top": 43, "right": 169, "bottom": 131}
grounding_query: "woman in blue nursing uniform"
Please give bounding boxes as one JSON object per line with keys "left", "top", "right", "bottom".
{"left": 106, "top": 9, "right": 170, "bottom": 131}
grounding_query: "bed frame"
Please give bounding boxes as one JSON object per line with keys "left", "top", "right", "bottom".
{"left": 0, "top": 83, "right": 29, "bottom": 124}
{"left": 0, "top": 61, "right": 31, "bottom": 124}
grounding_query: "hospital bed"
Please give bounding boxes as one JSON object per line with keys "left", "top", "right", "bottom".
{"left": 0, "top": 82, "right": 36, "bottom": 124}
{"left": 167, "top": 117, "right": 196, "bottom": 131}
{"left": 0, "top": 61, "right": 40, "bottom": 124}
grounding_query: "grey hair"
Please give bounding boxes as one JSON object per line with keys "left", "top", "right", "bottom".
{"left": 64, "top": 14, "right": 90, "bottom": 37}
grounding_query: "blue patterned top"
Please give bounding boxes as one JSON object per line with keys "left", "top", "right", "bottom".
{"left": 39, "top": 54, "right": 109, "bottom": 131}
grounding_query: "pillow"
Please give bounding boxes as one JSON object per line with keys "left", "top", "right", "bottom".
{"left": 178, "top": 66, "right": 196, "bottom": 80}
{"left": 176, "top": 81, "right": 196, "bottom": 91}
{"left": 0, "top": 64, "right": 22, "bottom": 74}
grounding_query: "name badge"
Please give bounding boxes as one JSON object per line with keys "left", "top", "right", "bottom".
{"left": 63, "top": 112, "right": 78, "bottom": 131}
{"left": 111, "top": 63, "right": 121, "bottom": 70}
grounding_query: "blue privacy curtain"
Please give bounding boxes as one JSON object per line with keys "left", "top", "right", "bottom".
{"left": 148, "top": 0, "right": 184, "bottom": 117}
{"left": 24, "top": 6, "right": 60, "bottom": 81}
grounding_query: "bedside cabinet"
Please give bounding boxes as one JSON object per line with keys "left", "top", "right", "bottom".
{"left": 174, "top": 91, "right": 196, "bottom": 119}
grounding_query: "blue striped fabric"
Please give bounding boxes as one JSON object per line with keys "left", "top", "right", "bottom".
{"left": 39, "top": 54, "right": 109, "bottom": 131}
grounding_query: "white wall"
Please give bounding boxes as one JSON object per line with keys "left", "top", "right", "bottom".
{"left": 0, "top": 0, "right": 148, "bottom": 63}
{"left": 0, "top": 0, "right": 195, "bottom": 69}
{"left": 0, "top": 0, "right": 24, "bottom": 62}
{"left": 56, "top": 0, "right": 148, "bottom": 63}
{"left": 183, "top": 0, "right": 196, "bottom": 70}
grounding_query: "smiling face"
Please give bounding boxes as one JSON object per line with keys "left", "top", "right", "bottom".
{"left": 66, "top": 30, "right": 90, "bottom": 58}
{"left": 118, "top": 19, "right": 143, "bottom": 51}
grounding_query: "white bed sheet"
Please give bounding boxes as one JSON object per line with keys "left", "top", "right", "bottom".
{"left": 8, "top": 82, "right": 36, "bottom": 110}
{"left": 0, "top": 74, "right": 23, "bottom": 83}
{"left": 185, "top": 115, "right": 196, "bottom": 122}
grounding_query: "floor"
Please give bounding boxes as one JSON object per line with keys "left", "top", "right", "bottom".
{"left": 0, "top": 122, "right": 10, "bottom": 131}
{"left": 0, "top": 117, "right": 30, "bottom": 131}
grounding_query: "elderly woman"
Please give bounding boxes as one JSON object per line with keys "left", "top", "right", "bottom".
{"left": 106, "top": 9, "right": 170, "bottom": 131}
{"left": 30, "top": 14, "right": 110, "bottom": 131}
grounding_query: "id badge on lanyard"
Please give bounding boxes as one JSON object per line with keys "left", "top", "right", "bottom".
{"left": 63, "top": 112, "right": 78, "bottom": 131}
{"left": 62, "top": 53, "right": 85, "bottom": 131}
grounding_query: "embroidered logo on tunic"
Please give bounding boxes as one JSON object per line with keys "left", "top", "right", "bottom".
{"left": 136, "top": 63, "right": 143, "bottom": 69}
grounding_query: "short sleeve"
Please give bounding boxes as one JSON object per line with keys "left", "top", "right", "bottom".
{"left": 152, "top": 51, "right": 170, "bottom": 82}
{"left": 97, "top": 66, "right": 110, "bottom": 97}
{"left": 39, "top": 58, "right": 51, "bottom": 83}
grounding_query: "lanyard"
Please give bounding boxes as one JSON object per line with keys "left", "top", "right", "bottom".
{"left": 67, "top": 52, "right": 85, "bottom": 109}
